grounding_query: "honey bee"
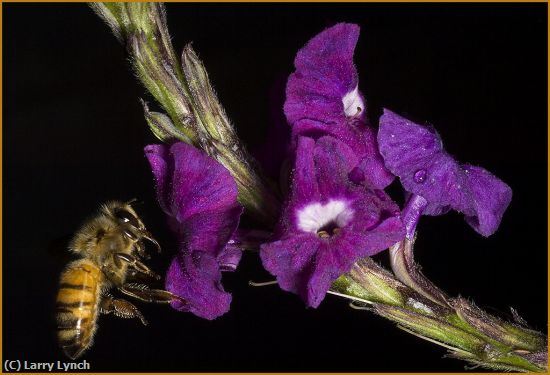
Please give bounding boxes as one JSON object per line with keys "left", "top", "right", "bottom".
{"left": 55, "top": 200, "right": 184, "bottom": 359}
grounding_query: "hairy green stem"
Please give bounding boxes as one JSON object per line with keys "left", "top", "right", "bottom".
{"left": 331, "top": 257, "right": 547, "bottom": 372}
{"left": 91, "top": 2, "right": 280, "bottom": 227}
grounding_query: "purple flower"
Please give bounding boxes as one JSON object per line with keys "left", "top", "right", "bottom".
{"left": 284, "top": 23, "right": 393, "bottom": 190}
{"left": 145, "top": 142, "right": 243, "bottom": 320}
{"left": 377, "top": 109, "right": 512, "bottom": 237}
{"left": 260, "top": 136, "right": 405, "bottom": 308}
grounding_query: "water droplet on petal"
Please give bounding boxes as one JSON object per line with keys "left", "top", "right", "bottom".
{"left": 413, "top": 169, "right": 427, "bottom": 183}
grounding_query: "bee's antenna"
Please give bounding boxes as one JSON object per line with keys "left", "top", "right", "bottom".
{"left": 127, "top": 198, "right": 144, "bottom": 206}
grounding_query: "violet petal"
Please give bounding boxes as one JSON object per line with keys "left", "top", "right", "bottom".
{"left": 166, "top": 252, "right": 232, "bottom": 320}
{"left": 378, "top": 109, "right": 512, "bottom": 236}
{"left": 145, "top": 142, "right": 243, "bottom": 319}
{"left": 145, "top": 142, "right": 240, "bottom": 226}
{"left": 284, "top": 23, "right": 393, "bottom": 189}
{"left": 261, "top": 136, "right": 404, "bottom": 307}
{"left": 285, "top": 23, "right": 362, "bottom": 125}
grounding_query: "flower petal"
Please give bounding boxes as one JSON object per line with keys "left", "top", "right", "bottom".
{"left": 182, "top": 206, "right": 243, "bottom": 255}
{"left": 378, "top": 109, "right": 512, "bottom": 236}
{"left": 166, "top": 252, "right": 231, "bottom": 320}
{"left": 313, "top": 136, "right": 359, "bottom": 196}
{"left": 260, "top": 234, "right": 322, "bottom": 304}
{"left": 462, "top": 165, "right": 512, "bottom": 237}
{"left": 347, "top": 189, "right": 405, "bottom": 245}
{"left": 285, "top": 23, "right": 362, "bottom": 126}
{"left": 260, "top": 193, "right": 405, "bottom": 309}
{"left": 291, "top": 136, "right": 320, "bottom": 204}
{"left": 284, "top": 23, "right": 393, "bottom": 190}
{"left": 261, "top": 135, "right": 405, "bottom": 308}
{"left": 285, "top": 136, "right": 358, "bottom": 233}
{"left": 145, "top": 142, "right": 240, "bottom": 226}
{"left": 145, "top": 142, "right": 243, "bottom": 319}
{"left": 144, "top": 144, "right": 172, "bottom": 214}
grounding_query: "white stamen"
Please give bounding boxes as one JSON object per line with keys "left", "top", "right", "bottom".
{"left": 297, "top": 200, "right": 354, "bottom": 233}
{"left": 342, "top": 85, "right": 364, "bottom": 117}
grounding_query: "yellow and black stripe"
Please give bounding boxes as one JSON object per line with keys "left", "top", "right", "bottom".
{"left": 55, "top": 259, "right": 101, "bottom": 359}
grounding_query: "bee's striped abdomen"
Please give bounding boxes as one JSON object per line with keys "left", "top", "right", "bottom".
{"left": 56, "top": 259, "right": 101, "bottom": 359}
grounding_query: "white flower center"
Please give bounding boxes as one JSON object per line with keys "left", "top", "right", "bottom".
{"left": 342, "top": 86, "right": 364, "bottom": 117}
{"left": 297, "top": 200, "right": 354, "bottom": 234}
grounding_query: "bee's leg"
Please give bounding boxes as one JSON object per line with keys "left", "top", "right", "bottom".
{"left": 99, "top": 293, "right": 148, "bottom": 325}
{"left": 140, "top": 230, "right": 161, "bottom": 253}
{"left": 126, "top": 268, "right": 157, "bottom": 283}
{"left": 133, "top": 241, "right": 151, "bottom": 260}
{"left": 113, "top": 252, "right": 160, "bottom": 280}
{"left": 119, "top": 283, "right": 187, "bottom": 305}
{"left": 101, "top": 264, "right": 121, "bottom": 285}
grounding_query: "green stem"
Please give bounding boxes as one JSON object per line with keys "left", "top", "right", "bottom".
{"left": 331, "top": 258, "right": 547, "bottom": 372}
{"left": 91, "top": 2, "right": 280, "bottom": 227}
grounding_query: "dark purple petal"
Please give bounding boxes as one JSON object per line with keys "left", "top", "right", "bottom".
{"left": 260, "top": 136, "right": 404, "bottom": 307}
{"left": 283, "top": 135, "right": 358, "bottom": 233}
{"left": 166, "top": 252, "right": 231, "bottom": 320}
{"left": 293, "top": 119, "right": 394, "bottom": 190}
{"left": 378, "top": 109, "right": 512, "bottom": 236}
{"left": 260, "top": 190, "right": 404, "bottom": 308}
{"left": 348, "top": 125, "right": 395, "bottom": 189}
{"left": 313, "top": 136, "right": 359, "bottom": 197}
{"left": 306, "top": 245, "right": 341, "bottom": 307}
{"left": 260, "top": 234, "right": 321, "bottom": 303}
{"left": 145, "top": 142, "right": 243, "bottom": 251}
{"left": 285, "top": 23, "right": 362, "bottom": 125}
{"left": 295, "top": 23, "right": 359, "bottom": 82}
{"left": 304, "top": 195, "right": 404, "bottom": 307}
{"left": 182, "top": 206, "right": 243, "bottom": 256}
{"left": 145, "top": 142, "right": 243, "bottom": 319}
{"left": 291, "top": 136, "right": 320, "bottom": 204}
{"left": 284, "top": 24, "right": 393, "bottom": 189}
{"left": 462, "top": 165, "right": 512, "bottom": 237}
{"left": 347, "top": 189, "right": 404, "bottom": 239}
{"left": 145, "top": 142, "right": 240, "bottom": 225}
{"left": 144, "top": 144, "right": 171, "bottom": 213}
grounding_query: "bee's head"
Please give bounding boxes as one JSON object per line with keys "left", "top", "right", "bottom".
{"left": 103, "top": 200, "right": 145, "bottom": 231}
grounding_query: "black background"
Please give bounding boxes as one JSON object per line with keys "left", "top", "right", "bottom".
{"left": 4, "top": 3, "right": 548, "bottom": 372}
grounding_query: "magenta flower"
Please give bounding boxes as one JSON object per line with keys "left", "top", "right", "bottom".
{"left": 284, "top": 23, "right": 393, "bottom": 190}
{"left": 378, "top": 109, "right": 512, "bottom": 237}
{"left": 145, "top": 142, "right": 243, "bottom": 320}
{"left": 260, "top": 136, "right": 405, "bottom": 308}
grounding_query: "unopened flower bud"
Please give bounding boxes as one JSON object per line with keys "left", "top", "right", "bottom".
{"left": 375, "top": 303, "right": 488, "bottom": 355}
{"left": 452, "top": 297, "right": 546, "bottom": 352}
{"left": 181, "top": 44, "right": 236, "bottom": 144}
{"left": 141, "top": 100, "right": 193, "bottom": 144}
{"left": 89, "top": 3, "right": 128, "bottom": 42}
{"left": 332, "top": 257, "right": 405, "bottom": 306}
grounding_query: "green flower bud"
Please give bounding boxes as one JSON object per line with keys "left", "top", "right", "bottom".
{"left": 141, "top": 100, "right": 192, "bottom": 144}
